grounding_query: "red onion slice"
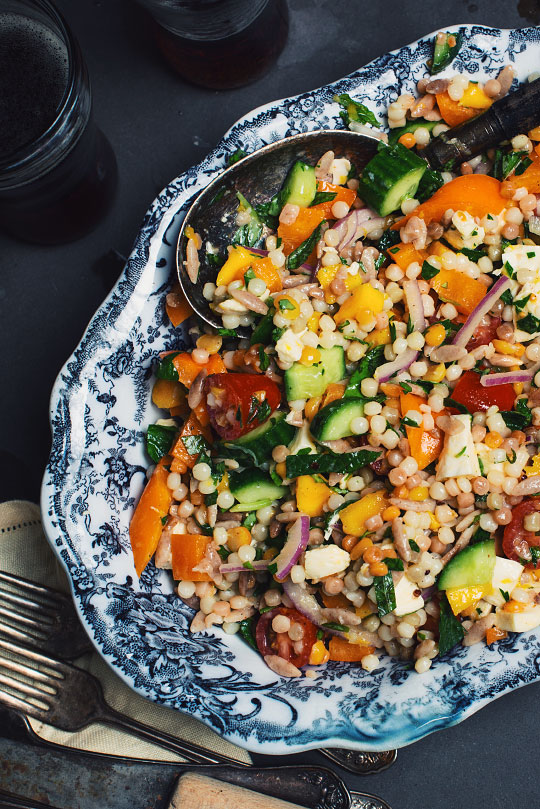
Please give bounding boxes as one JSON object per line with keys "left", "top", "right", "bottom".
{"left": 219, "top": 559, "right": 271, "bottom": 574}
{"left": 480, "top": 370, "right": 535, "bottom": 387}
{"left": 331, "top": 207, "right": 382, "bottom": 251}
{"left": 246, "top": 248, "right": 269, "bottom": 257}
{"left": 274, "top": 515, "right": 310, "bottom": 581}
{"left": 452, "top": 276, "right": 511, "bottom": 348}
{"left": 375, "top": 348, "right": 418, "bottom": 383}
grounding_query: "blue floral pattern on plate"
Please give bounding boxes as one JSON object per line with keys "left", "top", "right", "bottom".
{"left": 42, "top": 24, "right": 540, "bottom": 754}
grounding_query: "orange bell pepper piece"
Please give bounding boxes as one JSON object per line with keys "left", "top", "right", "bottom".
{"left": 322, "top": 382, "right": 346, "bottom": 407}
{"left": 152, "top": 378, "right": 185, "bottom": 410}
{"left": 278, "top": 206, "right": 325, "bottom": 256}
{"left": 430, "top": 268, "right": 486, "bottom": 315}
{"left": 486, "top": 626, "right": 508, "bottom": 645}
{"left": 171, "top": 534, "right": 212, "bottom": 582}
{"left": 435, "top": 90, "right": 479, "bottom": 128}
{"left": 392, "top": 175, "right": 507, "bottom": 231}
{"left": 387, "top": 241, "right": 427, "bottom": 270}
{"left": 310, "top": 180, "right": 357, "bottom": 219}
{"left": 328, "top": 636, "right": 375, "bottom": 662}
{"left": 504, "top": 147, "right": 540, "bottom": 193}
{"left": 172, "top": 352, "right": 226, "bottom": 388}
{"left": 400, "top": 392, "right": 443, "bottom": 471}
{"left": 216, "top": 246, "right": 283, "bottom": 293}
{"left": 170, "top": 412, "right": 212, "bottom": 471}
{"left": 165, "top": 283, "right": 194, "bottom": 327}
{"left": 130, "top": 460, "right": 173, "bottom": 577}
{"left": 322, "top": 592, "right": 350, "bottom": 609}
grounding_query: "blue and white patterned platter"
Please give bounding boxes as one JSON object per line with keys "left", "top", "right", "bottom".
{"left": 42, "top": 24, "right": 540, "bottom": 754}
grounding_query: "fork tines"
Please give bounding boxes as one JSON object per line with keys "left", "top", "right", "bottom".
{"left": 0, "top": 571, "right": 92, "bottom": 658}
{"left": 0, "top": 637, "right": 64, "bottom": 717}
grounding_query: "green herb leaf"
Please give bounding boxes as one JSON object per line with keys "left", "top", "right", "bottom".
{"left": 455, "top": 446, "right": 467, "bottom": 458}
{"left": 515, "top": 294, "right": 532, "bottom": 312}
{"left": 518, "top": 312, "right": 540, "bottom": 334}
{"left": 232, "top": 222, "right": 263, "bottom": 248}
{"left": 146, "top": 424, "right": 177, "bottom": 463}
{"left": 160, "top": 515, "right": 168, "bottom": 526}
{"left": 254, "top": 194, "right": 281, "bottom": 229}
{"left": 181, "top": 434, "right": 211, "bottom": 456}
{"left": 286, "top": 223, "right": 323, "bottom": 270}
{"left": 268, "top": 562, "right": 278, "bottom": 575}
{"left": 286, "top": 448, "right": 381, "bottom": 479}
{"left": 421, "top": 260, "right": 440, "bottom": 280}
{"left": 321, "top": 621, "right": 350, "bottom": 632}
{"left": 156, "top": 353, "right": 180, "bottom": 381}
{"left": 227, "top": 148, "right": 247, "bottom": 166}
{"left": 374, "top": 572, "right": 396, "bottom": 617}
{"left": 384, "top": 557, "right": 404, "bottom": 571}
{"left": 438, "top": 593, "right": 464, "bottom": 655}
{"left": 242, "top": 512, "right": 257, "bottom": 529}
{"left": 333, "top": 93, "right": 381, "bottom": 128}
{"left": 278, "top": 298, "right": 296, "bottom": 311}
{"left": 378, "top": 229, "right": 401, "bottom": 252}
{"left": 409, "top": 539, "right": 420, "bottom": 552}
{"left": 309, "top": 191, "right": 337, "bottom": 206}
{"left": 250, "top": 303, "right": 276, "bottom": 346}
{"left": 500, "top": 398, "right": 532, "bottom": 431}
{"left": 459, "top": 246, "right": 488, "bottom": 262}
{"left": 258, "top": 346, "right": 269, "bottom": 372}
{"left": 239, "top": 617, "right": 257, "bottom": 649}
{"left": 399, "top": 381, "right": 413, "bottom": 394}
{"left": 500, "top": 588, "right": 510, "bottom": 602}
{"left": 218, "top": 328, "right": 237, "bottom": 337}
{"left": 530, "top": 547, "right": 540, "bottom": 564}
{"left": 344, "top": 346, "right": 386, "bottom": 397}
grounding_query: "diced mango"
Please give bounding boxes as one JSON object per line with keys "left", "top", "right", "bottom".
{"left": 366, "top": 326, "right": 391, "bottom": 346}
{"left": 355, "top": 601, "right": 374, "bottom": 620}
{"left": 296, "top": 475, "right": 331, "bottom": 517}
{"left": 340, "top": 490, "right": 387, "bottom": 537}
{"left": 317, "top": 264, "right": 341, "bottom": 290}
{"left": 446, "top": 584, "right": 488, "bottom": 616}
{"left": 216, "top": 245, "right": 282, "bottom": 292}
{"left": 525, "top": 454, "right": 540, "bottom": 477}
{"left": 334, "top": 283, "right": 386, "bottom": 325}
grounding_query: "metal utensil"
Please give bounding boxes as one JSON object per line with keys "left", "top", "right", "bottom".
{"left": 0, "top": 707, "right": 392, "bottom": 809}
{"left": 176, "top": 79, "right": 540, "bottom": 328}
{"left": 0, "top": 572, "right": 397, "bottom": 775}
{"left": 0, "top": 637, "right": 244, "bottom": 767}
{"left": 0, "top": 571, "right": 93, "bottom": 659}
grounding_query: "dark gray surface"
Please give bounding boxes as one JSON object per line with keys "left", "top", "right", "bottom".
{"left": 1, "top": 1, "right": 539, "bottom": 808}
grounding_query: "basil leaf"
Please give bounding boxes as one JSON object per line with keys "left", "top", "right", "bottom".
{"left": 286, "top": 223, "right": 323, "bottom": 270}
{"left": 239, "top": 617, "right": 258, "bottom": 650}
{"left": 286, "top": 448, "right": 381, "bottom": 479}
{"left": 146, "top": 424, "right": 176, "bottom": 463}
{"left": 438, "top": 594, "right": 464, "bottom": 655}
{"left": 333, "top": 93, "right": 381, "bottom": 128}
{"left": 374, "top": 573, "right": 396, "bottom": 616}
{"left": 182, "top": 434, "right": 211, "bottom": 456}
{"left": 250, "top": 303, "right": 276, "bottom": 345}
{"left": 459, "top": 246, "right": 488, "bottom": 262}
{"left": 378, "top": 229, "right": 401, "bottom": 252}
{"left": 218, "top": 328, "right": 236, "bottom": 337}
{"left": 500, "top": 398, "right": 532, "bottom": 431}
{"left": 518, "top": 312, "right": 540, "bottom": 334}
{"left": 384, "top": 557, "right": 404, "bottom": 571}
{"left": 309, "top": 191, "right": 337, "bottom": 206}
{"left": 321, "top": 621, "right": 349, "bottom": 632}
{"left": 156, "top": 353, "right": 180, "bottom": 381}
{"left": 421, "top": 260, "right": 440, "bottom": 280}
{"left": 344, "top": 346, "right": 386, "bottom": 396}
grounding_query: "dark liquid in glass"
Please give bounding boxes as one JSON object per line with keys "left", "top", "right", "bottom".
{"left": 0, "top": 11, "right": 117, "bottom": 245}
{"left": 153, "top": 0, "right": 289, "bottom": 89}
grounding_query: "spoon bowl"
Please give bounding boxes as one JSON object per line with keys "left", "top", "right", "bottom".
{"left": 176, "top": 129, "right": 380, "bottom": 333}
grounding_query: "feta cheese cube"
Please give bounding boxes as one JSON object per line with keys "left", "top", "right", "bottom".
{"left": 393, "top": 574, "right": 425, "bottom": 617}
{"left": 436, "top": 414, "right": 480, "bottom": 480}
{"left": 304, "top": 546, "right": 350, "bottom": 581}
{"left": 484, "top": 557, "right": 524, "bottom": 607}
{"left": 495, "top": 605, "right": 540, "bottom": 634}
{"left": 275, "top": 328, "right": 306, "bottom": 364}
{"left": 330, "top": 157, "right": 351, "bottom": 186}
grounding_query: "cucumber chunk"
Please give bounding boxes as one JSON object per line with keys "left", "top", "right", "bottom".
{"left": 310, "top": 399, "right": 366, "bottom": 441}
{"left": 438, "top": 539, "right": 496, "bottom": 590}
{"left": 284, "top": 346, "right": 345, "bottom": 401}
{"left": 431, "top": 31, "right": 463, "bottom": 75}
{"left": 229, "top": 469, "right": 287, "bottom": 504}
{"left": 232, "top": 412, "right": 296, "bottom": 465}
{"left": 281, "top": 161, "right": 317, "bottom": 208}
{"left": 358, "top": 143, "right": 427, "bottom": 217}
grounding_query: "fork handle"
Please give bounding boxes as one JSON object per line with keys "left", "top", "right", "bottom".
{"left": 97, "top": 704, "right": 248, "bottom": 766}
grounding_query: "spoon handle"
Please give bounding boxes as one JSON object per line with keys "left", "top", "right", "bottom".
{"left": 422, "top": 77, "right": 540, "bottom": 170}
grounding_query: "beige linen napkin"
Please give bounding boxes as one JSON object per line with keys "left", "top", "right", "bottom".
{"left": 0, "top": 499, "right": 251, "bottom": 764}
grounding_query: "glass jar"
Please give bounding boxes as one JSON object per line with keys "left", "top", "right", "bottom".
{"left": 136, "top": 0, "right": 289, "bottom": 89}
{"left": 0, "top": 0, "right": 117, "bottom": 244}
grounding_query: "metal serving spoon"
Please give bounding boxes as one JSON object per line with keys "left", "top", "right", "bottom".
{"left": 176, "top": 78, "right": 540, "bottom": 328}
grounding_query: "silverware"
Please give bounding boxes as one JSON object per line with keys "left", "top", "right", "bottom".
{"left": 0, "top": 571, "right": 397, "bottom": 776}
{"left": 0, "top": 707, "right": 392, "bottom": 809}
{"left": 0, "top": 571, "right": 93, "bottom": 658}
{"left": 0, "top": 637, "right": 244, "bottom": 767}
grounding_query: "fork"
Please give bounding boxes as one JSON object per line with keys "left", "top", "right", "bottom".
{"left": 0, "top": 636, "right": 246, "bottom": 766}
{"left": 0, "top": 572, "right": 397, "bottom": 775}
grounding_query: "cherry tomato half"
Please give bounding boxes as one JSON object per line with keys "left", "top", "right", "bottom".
{"left": 503, "top": 499, "right": 540, "bottom": 566}
{"left": 204, "top": 372, "right": 281, "bottom": 439}
{"left": 255, "top": 607, "right": 318, "bottom": 669}
{"left": 467, "top": 316, "right": 501, "bottom": 350}
{"left": 451, "top": 370, "right": 515, "bottom": 414}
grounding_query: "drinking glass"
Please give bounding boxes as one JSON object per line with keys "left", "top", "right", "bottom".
{"left": 135, "top": 0, "right": 289, "bottom": 89}
{"left": 0, "top": 0, "right": 117, "bottom": 245}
